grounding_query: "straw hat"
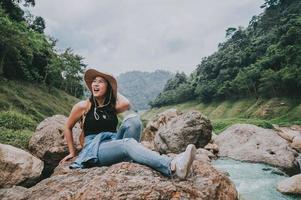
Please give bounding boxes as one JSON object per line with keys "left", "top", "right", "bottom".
{"left": 84, "top": 68, "right": 117, "bottom": 99}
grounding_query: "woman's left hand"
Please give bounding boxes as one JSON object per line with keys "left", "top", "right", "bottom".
{"left": 59, "top": 153, "right": 76, "bottom": 164}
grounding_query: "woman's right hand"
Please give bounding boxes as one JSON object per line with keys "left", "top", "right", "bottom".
{"left": 59, "top": 153, "right": 76, "bottom": 164}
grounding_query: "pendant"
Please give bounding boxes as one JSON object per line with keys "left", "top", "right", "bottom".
{"left": 103, "top": 114, "right": 107, "bottom": 119}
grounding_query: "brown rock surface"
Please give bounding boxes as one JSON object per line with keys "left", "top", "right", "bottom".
{"left": 0, "top": 186, "right": 29, "bottom": 200}
{"left": 291, "top": 135, "right": 301, "bottom": 152}
{"left": 28, "top": 115, "right": 81, "bottom": 176}
{"left": 27, "top": 161, "right": 237, "bottom": 200}
{"left": 154, "top": 111, "right": 212, "bottom": 154}
{"left": 142, "top": 108, "right": 180, "bottom": 142}
{"left": 0, "top": 144, "right": 43, "bottom": 188}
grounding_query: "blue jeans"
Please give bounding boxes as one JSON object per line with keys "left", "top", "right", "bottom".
{"left": 72, "top": 115, "right": 172, "bottom": 177}
{"left": 115, "top": 115, "right": 142, "bottom": 142}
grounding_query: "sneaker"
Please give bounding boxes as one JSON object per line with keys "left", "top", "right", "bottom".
{"left": 170, "top": 144, "right": 196, "bottom": 180}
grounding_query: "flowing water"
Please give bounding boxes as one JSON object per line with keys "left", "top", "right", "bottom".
{"left": 212, "top": 159, "right": 301, "bottom": 200}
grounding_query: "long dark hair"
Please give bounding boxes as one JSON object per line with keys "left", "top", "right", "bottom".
{"left": 89, "top": 78, "right": 116, "bottom": 112}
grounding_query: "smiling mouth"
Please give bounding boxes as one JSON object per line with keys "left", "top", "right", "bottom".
{"left": 93, "top": 88, "right": 100, "bottom": 92}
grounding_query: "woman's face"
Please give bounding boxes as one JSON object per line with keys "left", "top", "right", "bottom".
{"left": 91, "top": 76, "right": 108, "bottom": 98}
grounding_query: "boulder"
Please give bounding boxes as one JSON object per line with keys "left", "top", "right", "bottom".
{"left": 277, "top": 174, "right": 301, "bottom": 195}
{"left": 291, "top": 135, "right": 301, "bottom": 152}
{"left": 215, "top": 124, "right": 298, "bottom": 174}
{"left": 142, "top": 108, "right": 180, "bottom": 142}
{"left": 154, "top": 111, "right": 212, "bottom": 154}
{"left": 0, "top": 144, "right": 43, "bottom": 188}
{"left": 204, "top": 143, "right": 219, "bottom": 154}
{"left": 141, "top": 141, "right": 155, "bottom": 151}
{"left": 28, "top": 115, "right": 82, "bottom": 177}
{"left": 195, "top": 148, "right": 217, "bottom": 163}
{"left": 27, "top": 161, "right": 238, "bottom": 200}
{"left": 273, "top": 125, "right": 300, "bottom": 142}
{"left": 0, "top": 186, "right": 29, "bottom": 200}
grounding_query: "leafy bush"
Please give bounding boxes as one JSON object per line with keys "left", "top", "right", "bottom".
{"left": 0, "top": 110, "right": 36, "bottom": 130}
{"left": 0, "top": 128, "right": 33, "bottom": 149}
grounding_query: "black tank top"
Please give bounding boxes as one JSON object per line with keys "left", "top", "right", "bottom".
{"left": 83, "top": 100, "right": 118, "bottom": 136}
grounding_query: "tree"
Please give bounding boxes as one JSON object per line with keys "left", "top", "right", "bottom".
{"left": 0, "top": 0, "right": 35, "bottom": 21}
{"left": 225, "top": 27, "right": 237, "bottom": 39}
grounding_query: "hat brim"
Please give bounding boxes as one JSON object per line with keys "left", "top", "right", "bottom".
{"left": 84, "top": 69, "right": 117, "bottom": 99}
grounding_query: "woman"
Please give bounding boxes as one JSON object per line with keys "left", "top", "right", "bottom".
{"left": 60, "top": 68, "right": 196, "bottom": 179}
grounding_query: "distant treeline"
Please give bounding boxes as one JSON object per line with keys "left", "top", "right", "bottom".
{"left": 0, "top": 0, "right": 86, "bottom": 97}
{"left": 150, "top": 0, "right": 301, "bottom": 107}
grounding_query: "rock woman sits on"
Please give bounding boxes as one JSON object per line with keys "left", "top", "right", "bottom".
{"left": 60, "top": 68, "right": 196, "bottom": 179}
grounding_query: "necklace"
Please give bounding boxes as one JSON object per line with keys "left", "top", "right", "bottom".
{"left": 93, "top": 93, "right": 111, "bottom": 120}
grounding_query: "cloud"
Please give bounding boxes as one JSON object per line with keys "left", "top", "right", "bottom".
{"left": 29, "top": 0, "right": 264, "bottom": 75}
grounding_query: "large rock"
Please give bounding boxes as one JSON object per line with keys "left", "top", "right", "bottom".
{"left": 277, "top": 174, "right": 301, "bottom": 195}
{"left": 0, "top": 186, "right": 29, "bottom": 200}
{"left": 215, "top": 124, "right": 299, "bottom": 174}
{"left": 273, "top": 125, "right": 299, "bottom": 142}
{"left": 142, "top": 108, "right": 180, "bottom": 142}
{"left": 0, "top": 144, "right": 43, "bottom": 188}
{"left": 154, "top": 111, "right": 212, "bottom": 154}
{"left": 28, "top": 115, "right": 82, "bottom": 176}
{"left": 27, "top": 161, "right": 238, "bottom": 200}
{"left": 291, "top": 135, "right": 301, "bottom": 152}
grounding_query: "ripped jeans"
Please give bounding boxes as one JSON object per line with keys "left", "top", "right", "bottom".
{"left": 71, "top": 115, "right": 172, "bottom": 177}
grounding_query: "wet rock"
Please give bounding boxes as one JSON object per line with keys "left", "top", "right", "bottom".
{"left": 215, "top": 124, "right": 298, "bottom": 175}
{"left": 277, "top": 174, "right": 301, "bottom": 195}
{"left": 0, "top": 144, "right": 43, "bottom": 188}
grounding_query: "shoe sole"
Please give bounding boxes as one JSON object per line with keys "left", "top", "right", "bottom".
{"left": 183, "top": 144, "right": 196, "bottom": 179}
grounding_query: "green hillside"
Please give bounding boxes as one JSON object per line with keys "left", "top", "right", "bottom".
{"left": 0, "top": 78, "right": 79, "bottom": 149}
{"left": 142, "top": 98, "right": 301, "bottom": 134}
{"left": 150, "top": 0, "right": 301, "bottom": 107}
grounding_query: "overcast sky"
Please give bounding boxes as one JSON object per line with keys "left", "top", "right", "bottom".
{"left": 29, "top": 0, "right": 264, "bottom": 76}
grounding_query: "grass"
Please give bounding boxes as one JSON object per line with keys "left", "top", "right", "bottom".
{"left": 0, "top": 128, "right": 33, "bottom": 150}
{"left": 141, "top": 97, "right": 301, "bottom": 134}
{"left": 0, "top": 78, "right": 80, "bottom": 149}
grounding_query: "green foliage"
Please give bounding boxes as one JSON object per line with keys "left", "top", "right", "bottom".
{"left": 143, "top": 98, "right": 301, "bottom": 134}
{"left": 150, "top": 72, "right": 196, "bottom": 107}
{"left": 0, "top": 110, "right": 35, "bottom": 130}
{"left": 151, "top": 0, "right": 301, "bottom": 107}
{"left": 0, "top": 2, "right": 86, "bottom": 98}
{"left": 0, "top": 128, "right": 33, "bottom": 149}
{"left": 212, "top": 118, "right": 273, "bottom": 134}
{"left": 0, "top": 78, "right": 79, "bottom": 149}
{"left": 0, "top": 78, "right": 79, "bottom": 122}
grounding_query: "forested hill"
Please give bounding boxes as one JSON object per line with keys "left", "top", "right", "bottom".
{"left": 150, "top": 0, "right": 301, "bottom": 107}
{"left": 0, "top": 0, "right": 86, "bottom": 98}
{"left": 117, "top": 70, "right": 173, "bottom": 110}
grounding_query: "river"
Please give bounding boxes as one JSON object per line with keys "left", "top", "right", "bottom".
{"left": 212, "top": 159, "right": 300, "bottom": 200}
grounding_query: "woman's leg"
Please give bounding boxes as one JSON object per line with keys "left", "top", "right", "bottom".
{"left": 97, "top": 138, "right": 172, "bottom": 177}
{"left": 115, "top": 115, "right": 142, "bottom": 142}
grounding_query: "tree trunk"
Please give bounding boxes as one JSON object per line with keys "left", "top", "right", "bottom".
{"left": 43, "top": 65, "right": 49, "bottom": 84}
{"left": 0, "top": 49, "right": 8, "bottom": 76}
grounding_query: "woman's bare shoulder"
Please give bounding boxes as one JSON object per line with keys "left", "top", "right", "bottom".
{"left": 73, "top": 99, "right": 91, "bottom": 112}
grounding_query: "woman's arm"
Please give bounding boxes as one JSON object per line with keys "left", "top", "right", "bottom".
{"left": 115, "top": 92, "right": 130, "bottom": 114}
{"left": 60, "top": 100, "right": 88, "bottom": 163}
